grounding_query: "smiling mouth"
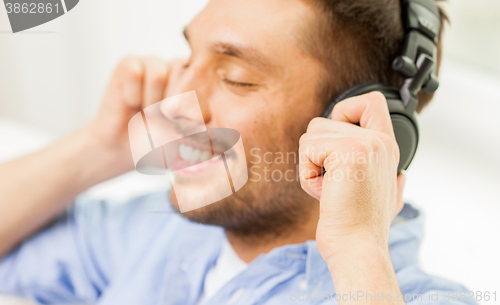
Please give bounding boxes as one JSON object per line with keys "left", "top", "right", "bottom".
{"left": 163, "top": 128, "right": 240, "bottom": 175}
{"left": 172, "top": 141, "right": 226, "bottom": 174}
{"left": 179, "top": 142, "right": 213, "bottom": 164}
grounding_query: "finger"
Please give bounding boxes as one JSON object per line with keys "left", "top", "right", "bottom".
{"left": 395, "top": 172, "right": 406, "bottom": 217}
{"left": 307, "top": 117, "right": 371, "bottom": 135}
{"left": 299, "top": 133, "right": 366, "bottom": 199}
{"left": 116, "top": 56, "right": 144, "bottom": 111}
{"left": 143, "top": 56, "right": 169, "bottom": 108}
{"left": 300, "top": 131, "right": 376, "bottom": 171}
{"left": 299, "top": 134, "right": 324, "bottom": 179}
{"left": 164, "top": 59, "right": 189, "bottom": 98}
{"left": 331, "top": 91, "right": 395, "bottom": 139}
{"left": 298, "top": 144, "right": 323, "bottom": 201}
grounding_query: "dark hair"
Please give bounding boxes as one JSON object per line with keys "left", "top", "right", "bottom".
{"left": 302, "top": 0, "right": 449, "bottom": 113}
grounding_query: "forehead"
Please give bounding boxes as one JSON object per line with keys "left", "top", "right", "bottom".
{"left": 186, "top": 0, "right": 315, "bottom": 64}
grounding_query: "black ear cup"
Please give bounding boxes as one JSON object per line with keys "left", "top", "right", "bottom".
{"left": 391, "top": 114, "right": 418, "bottom": 172}
{"left": 322, "top": 83, "right": 418, "bottom": 173}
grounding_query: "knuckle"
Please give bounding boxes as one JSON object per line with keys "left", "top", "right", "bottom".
{"left": 348, "top": 135, "right": 386, "bottom": 156}
{"left": 144, "top": 56, "right": 168, "bottom": 85}
{"left": 299, "top": 133, "right": 310, "bottom": 146}
{"left": 350, "top": 139, "right": 372, "bottom": 155}
{"left": 344, "top": 137, "right": 372, "bottom": 154}
{"left": 371, "top": 136, "right": 386, "bottom": 154}
{"left": 381, "top": 133, "right": 400, "bottom": 159}
{"left": 149, "top": 72, "right": 167, "bottom": 87}
{"left": 377, "top": 132, "right": 394, "bottom": 147}
{"left": 369, "top": 134, "right": 391, "bottom": 156}
{"left": 307, "top": 117, "right": 325, "bottom": 132}
{"left": 368, "top": 91, "right": 387, "bottom": 105}
{"left": 366, "top": 91, "right": 389, "bottom": 112}
{"left": 370, "top": 132, "right": 401, "bottom": 162}
{"left": 117, "top": 56, "right": 144, "bottom": 81}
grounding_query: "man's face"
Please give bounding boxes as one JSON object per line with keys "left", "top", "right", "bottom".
{"left": 166, "top": 0, "right": 325, "bottom": 235}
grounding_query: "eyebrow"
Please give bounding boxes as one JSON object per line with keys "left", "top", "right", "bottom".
{"left": 183, "top": 27, "right": 274, "bottom": 71}
{"left": 211, "top": 41, "right": 273, "bottom": 69}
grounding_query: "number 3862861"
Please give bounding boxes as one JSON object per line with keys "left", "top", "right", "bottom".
{"left": 5, "top": 3, "right": 60, "bottom": 14}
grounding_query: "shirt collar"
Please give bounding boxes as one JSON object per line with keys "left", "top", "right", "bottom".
{"left": 173, "top": 202, "right": 424, "bottom": 298}
{"left": 259, "top": 203, "right": 425, "bottom": 290}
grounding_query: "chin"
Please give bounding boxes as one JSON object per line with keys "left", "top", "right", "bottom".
{"left": 169, "top": 177, "right": 231, "bottom": 213}
{"left": 169, "top": 174, "right": 314, "bottom": 239}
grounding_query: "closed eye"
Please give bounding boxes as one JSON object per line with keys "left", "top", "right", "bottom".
{"left": 222, "top": 78, "right": 256, "bottom": 87}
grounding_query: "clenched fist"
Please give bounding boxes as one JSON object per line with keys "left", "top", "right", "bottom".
{"left": 86, "top": 56, "right": 186, "bottom": 176}
{"left": 299, "top": 92, "right": 406, "bottom": 266}
{"left": 0, "top": 56, "right": 186, "bottom": 256}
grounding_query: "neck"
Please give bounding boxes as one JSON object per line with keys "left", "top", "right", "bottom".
{"left": 225, "top": 201, "right": 320, "bottom": 264}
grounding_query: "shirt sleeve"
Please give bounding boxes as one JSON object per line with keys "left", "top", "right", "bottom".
{"left": 0, "top": 190, "right": 172, "bottom": 304}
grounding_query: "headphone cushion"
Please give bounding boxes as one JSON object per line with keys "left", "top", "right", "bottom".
{"left": 322, "top": 83, "right": 418, "bottom": 173}
{"left": 391, "top": 113, "right": 418, "bottom": 172}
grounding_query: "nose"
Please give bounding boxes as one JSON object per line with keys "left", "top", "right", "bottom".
{"left": 164, "top": 61, "right": 213, "bottom": 127}
{"left": 160, "top": 90, "right": 206, "bottom": 136}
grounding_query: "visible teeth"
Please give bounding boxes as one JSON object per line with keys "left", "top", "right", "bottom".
{"left": 190, "top": 149, "right": 201, "bottom": 164}
{"left": 179, "top": 144, "right": 185, "bottom": 159}
{"left": 179, "top": 143, "right": 192, "bottom": 161}
{"left": 185, "top": 145, "right": 193, "bottom": 158}
{"left": 179, "top": 143, "right": 212, "bottom": 164}
{"left": 200, "top": 151, "right": 211, "bottom": 162}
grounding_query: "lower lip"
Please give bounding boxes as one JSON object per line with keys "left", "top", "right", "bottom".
{"left": 170, "top": 154, "right": 224, "bottom": 174}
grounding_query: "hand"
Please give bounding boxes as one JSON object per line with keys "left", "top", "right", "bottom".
{"left": 299, "top": 92, "right": 405, "bottom": 264}
{"left": 85, "top": 56, "right": 185, "bottom": 176}
{"left": 0, "top": 56, "right": 186, "bottom": 257}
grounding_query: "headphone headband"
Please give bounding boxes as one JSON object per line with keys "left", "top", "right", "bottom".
{"left": 321, "top": 0, "right": 442, "bottom": 173}
{"left": 394, "top": 0, "right": 441, "bottom": 110}
{"left": 322, "top": 83, "right": 399, "bottom": 119}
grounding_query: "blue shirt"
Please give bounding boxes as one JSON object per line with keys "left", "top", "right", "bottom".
{"left": 0, "top": 190, "right": 475, "bottom": 305}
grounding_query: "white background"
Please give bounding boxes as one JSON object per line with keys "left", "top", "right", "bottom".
{"left": 0, "top": 0, "right": 499, "bottom": 304}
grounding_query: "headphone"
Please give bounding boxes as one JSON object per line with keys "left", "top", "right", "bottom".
{"left": 321, "top": 0, "right": 442, "bottom": 173}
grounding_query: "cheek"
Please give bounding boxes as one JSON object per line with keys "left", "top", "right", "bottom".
{"left": 208, "top": 89, "right": 314, "bottom": 155}
{"left": 209, "top": 91, "right": 272, "bottom": 134}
